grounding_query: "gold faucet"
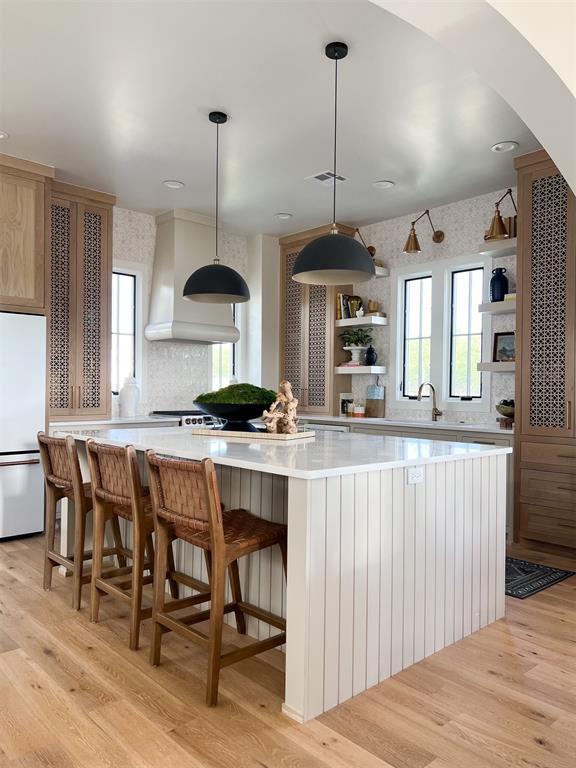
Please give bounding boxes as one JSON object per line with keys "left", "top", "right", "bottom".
{"left": 417, "top": 382, "right": 443, "bottom": 422}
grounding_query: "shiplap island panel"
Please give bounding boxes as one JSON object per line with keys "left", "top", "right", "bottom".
{"left": 60, "top": 427, "right": 510, "bottom": 722}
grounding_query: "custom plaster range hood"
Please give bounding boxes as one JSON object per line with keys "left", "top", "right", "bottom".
{"left": 145, "top": 209, "right": 240, "bottom": 343}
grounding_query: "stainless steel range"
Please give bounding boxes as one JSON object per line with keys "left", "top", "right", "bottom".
{"left": 149, "top": 410, "right": 220, "bottom": 428}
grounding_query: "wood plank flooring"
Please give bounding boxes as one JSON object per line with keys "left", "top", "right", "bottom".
{"left": 0, "top": 535, "right": 574, "bottom": 768}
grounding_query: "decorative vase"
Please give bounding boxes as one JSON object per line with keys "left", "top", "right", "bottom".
{"left": 343, "top": 345, "right": 368, "bottom": 364}
{"left": 490, "top": 267, "right": 509, "bottom": 302}
{"left": 365, "top": 345, "right": 377, "bottom": 366}
{"left": 119, "top": 376, "right": 140, "bottom": 418}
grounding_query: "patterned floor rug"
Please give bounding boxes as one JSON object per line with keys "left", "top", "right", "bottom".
{"left": 505, "top": 556, "right": 574, "bottom": 599}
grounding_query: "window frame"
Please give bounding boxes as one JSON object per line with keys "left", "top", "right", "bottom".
{"left": 111, "top": 266, "right": 143, "bottom": 395}
{"left": 401, "top": 274, "right": 433, "bottom": 398}
{"left": 448, "top": 266, "right": 484, "bottom": 400}
{"left": 211, "top": 303, "right": 242, "bottom": 390}
{"left": 391, "top": 253, "right": 492, "bottom": 414}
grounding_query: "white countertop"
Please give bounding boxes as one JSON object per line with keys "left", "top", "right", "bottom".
{"left": 59, "top": 426, "right": 512, "bottom": 480}
{"left": 299, "top": 414, "right": 514, "bottom": 435}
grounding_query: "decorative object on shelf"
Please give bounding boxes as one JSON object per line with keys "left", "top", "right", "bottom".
{"left": 262, "top": 380, "right": 299, "bottom": 435}
{"left": 496, "top": 398, "right": 515, "bottom": 421}
{"left": 365, "top": 345, "right": 378, "bottom": 366}
{"left": 339, "top": 392, "right": 354, "bottom": 416}
{"left": 119, "top": 376, "right": 140, "bottom": 418}
{"left": 493, "top": 332, "right": 516, "bottom": 362}
{"left": 183, "top": 112, "right": 250, "bottom": 303}
{"left": 505, "top": 292, "right": 516, "bottom": 302}
{"left": 195, "top": 383, "right": 276, "bottom": 431}
{"left": 336, "top": 293, "right": 363, "bottom": 319}
{"left": 356, "top": 307, "right": 365, "bottom": 318}
{"left": 367, "top": 299, "right": 382, "bottom": 315}
{"left": 485, "top": 187, "right": 517, "bottom": 241}
{"left": 353, "top": 405, "right": 365, "bottom": 418}
{"left": 403, "top": 209, "right": 445, "bottom": 254}
{"left": 292, "top": 43, "right": 375, "bottom": 285}
{"left": 490, "top": 266, "right": 509, "bottom": 301}
{"left": 340, "top": 328, "right": 373, "bottom": 364}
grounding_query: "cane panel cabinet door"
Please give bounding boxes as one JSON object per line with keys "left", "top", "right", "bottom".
{"left": 47, "top": 183, "right": 115, "bottom": 420}
{"left": 0, "top": 155, "right": 54, "bottom": 314}
{"left": 514, "top": 149, "right": 576, "bottom": 549}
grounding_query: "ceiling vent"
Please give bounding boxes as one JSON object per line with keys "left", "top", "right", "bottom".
{"left": 306, "top": 170, "right": 349, "bottom": 187}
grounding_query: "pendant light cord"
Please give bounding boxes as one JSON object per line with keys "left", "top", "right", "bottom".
{"left": 214, "top": 121, "right": 220, "bottom": 264}
{"left": 332, "top": 55, "right": 338, "bottom": 228}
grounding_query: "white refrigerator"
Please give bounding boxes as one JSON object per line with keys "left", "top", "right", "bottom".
{"left": 0, "top": 312, "right": 46, "bottom": 539}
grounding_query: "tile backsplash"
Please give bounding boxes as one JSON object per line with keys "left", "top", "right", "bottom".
{"left": 112, "top": 207, "right": 248, "bottom": 414}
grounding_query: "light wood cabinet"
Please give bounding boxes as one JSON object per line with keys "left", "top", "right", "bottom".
{"left": 279, "top": 225, "right": 353, "bottom": 414}
{"left": 0, "top": 155, "right": 55, "bottom": 314}
{"left": 47, "top": 182, "right": 115, "bottom": 420}
{"left": 514, "top": 150, "right": 576, "bottom": 549}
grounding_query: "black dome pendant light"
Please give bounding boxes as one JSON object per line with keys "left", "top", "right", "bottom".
{"left": 183, "top": 111, "right": 250, "bottom": 303}
{"left": 292, "top": 42, "right": 375, "bottom": 285}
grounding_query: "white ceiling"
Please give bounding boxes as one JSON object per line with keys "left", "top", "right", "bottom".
{"left": 0, "top": 0, "right": 540, "bottom": 235}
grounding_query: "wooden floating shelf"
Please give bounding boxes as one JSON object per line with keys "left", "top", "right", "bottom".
{"left": 477, "top": 361, "right": 516, "bottom": 372}
{"left": 477, "top": 238, "right": 517, "bottom": 258}
{"left": 335, "top": 316, "right": 388, "bottom": 328}
{"left": 478, "top": 299, "right": 516, "bottom": 314}
{"left": 335, "top": 365, "right": 387, "bottom": 375}
{"left": 374, "top": 266, "right": 389, "bottom": 278}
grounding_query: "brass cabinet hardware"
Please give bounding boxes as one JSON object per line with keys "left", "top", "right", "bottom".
{"left": 0, "top": 459, "right": 40, "bottom": 468}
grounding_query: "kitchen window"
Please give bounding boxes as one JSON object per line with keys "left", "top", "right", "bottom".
{"left": 111, "top": 271, "right": 136, "bottom": 394}
{"left": 402, "top": 275, "right": 432, "bottom": 397}
{"left": 449, "top": 267, "right": 483, "bottom": 398}
{"left": 212, "top": 305, "right": 239, "bottom": 390}
{"left": 393, "top": 256, "right": 490, "bottom": 410}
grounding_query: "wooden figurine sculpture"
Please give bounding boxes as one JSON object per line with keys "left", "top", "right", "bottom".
{"left": 262, "top": 380, "right": 299, "bottom": 434}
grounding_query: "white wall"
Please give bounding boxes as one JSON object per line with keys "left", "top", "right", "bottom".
{"left": 112, "top": 207, "right": 248, "bottom": 414}
{"left": 355, "top": 186, "right": 516, "bottom": 425}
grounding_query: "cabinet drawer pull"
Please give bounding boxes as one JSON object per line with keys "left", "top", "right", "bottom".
{"left": 557, "top": 486, "right": 576, "bottom": 492}
{"left": 567, "top": 400, "right": 573, "bottom": 427}
{"left": 472, "top": 440, "right": 495, "bottom": 445}
{"left": 557, "top": 522, "right": 576, "bottom": 529}
{"left": 557, "top": 454, "right": 576, "bottom": 459}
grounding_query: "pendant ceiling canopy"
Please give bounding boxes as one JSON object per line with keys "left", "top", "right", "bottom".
{"left": 292, "top": 42, "right": 375, "bottom": 286}
{"left": 183, "top": 111, "right": 250, "bottom": 304}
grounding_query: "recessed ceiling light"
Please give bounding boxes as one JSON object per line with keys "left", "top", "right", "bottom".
{"left": 163, "top": 179, "right": 185, "bottom": 189}
{"left": 0, "top": 130, "right": 9, "bottom": 140}
{"left": 373, "top": 179, "right": 395, "bottom": 189}
{"left": 274, "top": 212, "right": 293, "bottom": 220}
{"left": 491, "top": 141, "right": 519, "bottom": 153}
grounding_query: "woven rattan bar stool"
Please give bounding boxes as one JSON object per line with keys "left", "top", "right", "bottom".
{"left": 38, "top": 432, "right": 128, "bottom": 610}
{"left": 146, "top": 450, "right": 287, "bottom": 706}
{"left": 86, "top": 440, "right": 179, "bottom": 650}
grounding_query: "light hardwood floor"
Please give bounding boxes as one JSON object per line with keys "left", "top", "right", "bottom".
{"left": 0, "top": 535, "right": 574, "bottom": 768}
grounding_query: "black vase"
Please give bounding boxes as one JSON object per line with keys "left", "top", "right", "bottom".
{"left": 490, "top": 267, "right": 509, "bottom": 302}
{"left": 365, "top": 345, "right": 377, "bottom": 366}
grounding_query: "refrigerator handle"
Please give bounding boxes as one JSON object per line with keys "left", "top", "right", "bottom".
{"left": 0, "top": 459, "right": 41, "bottom": 468}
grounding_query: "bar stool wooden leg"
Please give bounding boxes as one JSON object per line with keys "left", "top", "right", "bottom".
{"left": 228, "top": 560, "right": 246, "bottom": 635}
{"left": 43, "top": 486, "right": 58, "bottom": 591}
{"left": 72, "top": 501, "right": 87, "bottom": 610}
{"left": 110, "top": 516, "right": 127, "bottom": 568}
{"left": 150, "top": 523, "right": 171, "bottom": 666}
{"left": 167, "top": 543, "right": 179, "bottom": 599}
{"left": 90, "top": 501, "right": 107, "bottom": 623}
{"left": 206, "top": 557, "right": 226, "bottom": 706}
{"left": 129, "top": 523, "right": 146, "bottom": 651}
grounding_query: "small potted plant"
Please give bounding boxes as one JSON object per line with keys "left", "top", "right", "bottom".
{"left": 340, "top": 328, "right": 373, "bottom": 364}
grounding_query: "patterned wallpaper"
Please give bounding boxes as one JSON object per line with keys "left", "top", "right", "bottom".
{"left": 112, "top": 208, "right": 248, "bottom": 414}
{"left": 352, "top": 187, "right": 517, "bottom": 426}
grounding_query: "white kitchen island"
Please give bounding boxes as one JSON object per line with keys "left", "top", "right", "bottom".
{"left": 61, "top": 427, "right": 511, "bottom": 723}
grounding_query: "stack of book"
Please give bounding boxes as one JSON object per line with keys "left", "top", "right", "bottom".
{"left": 336, "top": 293, "right": 363, "bottom": 319}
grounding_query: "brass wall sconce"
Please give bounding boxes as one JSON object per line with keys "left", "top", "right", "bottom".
{"left": 486, "top": 188, "right": 517, "bottom": 241}
{"left": 403, "top": 210, "right": 445, "bottom": 254}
